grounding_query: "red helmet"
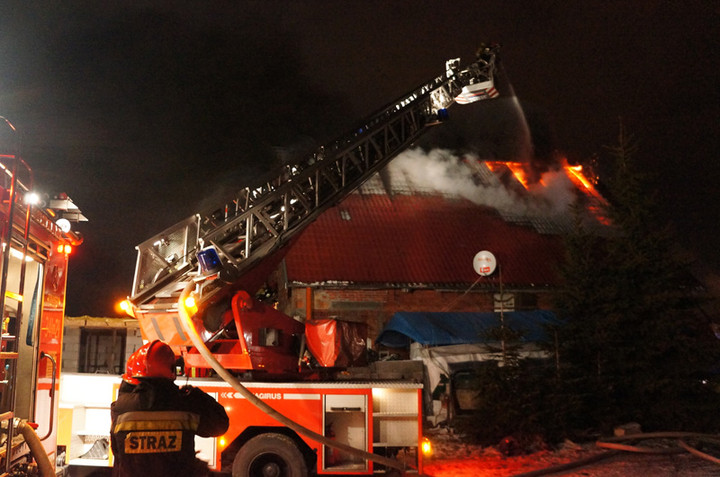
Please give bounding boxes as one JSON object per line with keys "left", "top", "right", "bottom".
{"left": 122, "top": 340, "right": 177, "bottom": 385}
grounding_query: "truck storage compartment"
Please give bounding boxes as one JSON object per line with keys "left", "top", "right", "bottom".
{"left": 323, "top": 393, "right": 368, "bottom": 471}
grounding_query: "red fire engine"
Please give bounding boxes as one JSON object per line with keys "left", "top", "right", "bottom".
{"left": 0, "top": 117, "right": 85, "bottom": 476}
{"left": 121, "top": 47, "right": 502, "bottom": 476}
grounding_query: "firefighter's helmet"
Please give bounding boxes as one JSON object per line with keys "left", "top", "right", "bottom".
{"left": 122, "top": 340, "right": 176, "bottom": 384}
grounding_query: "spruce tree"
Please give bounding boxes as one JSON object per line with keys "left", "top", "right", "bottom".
{"left": 554, "top": 125, "right": 720, "bottom": 433}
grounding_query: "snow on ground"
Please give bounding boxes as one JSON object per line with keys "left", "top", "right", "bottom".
{"left": 421, "top": 430, "right": 720, "bottom": 477}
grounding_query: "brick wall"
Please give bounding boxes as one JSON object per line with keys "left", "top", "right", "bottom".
{"left": 62, "top": 327, "right": 81, "bottom": 372}
{"left": 61, "top": 318, "right": 144, "bottom": 374}
{"left": 281, "top": 286, "right": 556, "bottom": 343}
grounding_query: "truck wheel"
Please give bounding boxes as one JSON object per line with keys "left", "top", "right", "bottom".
{"left": 232, "top": 433, "right": 308, "bottom": 477}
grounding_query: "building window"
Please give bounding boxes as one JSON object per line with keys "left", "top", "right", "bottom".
{"left": 493, "top": 292, "right": 539, "bottom": 311}
{"left": 514, "top": 292, "right": 539, "bottom": 310}
{"left": 79, "top": 329, "right": 127, "bottom": 374}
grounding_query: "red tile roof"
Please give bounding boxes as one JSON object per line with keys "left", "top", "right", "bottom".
{"left": 284, "top": 193, "right": 566, "bottom": 288}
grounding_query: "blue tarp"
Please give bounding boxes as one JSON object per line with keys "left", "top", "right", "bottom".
{"left": 376, "top": 310, "right": 562, "bottom": 348}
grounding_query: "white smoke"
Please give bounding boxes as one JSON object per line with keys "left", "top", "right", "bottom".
{"left": 388, "top": 148, "right": 576, "bottom": 218}
{"left": 526, "top": 168, "right": 577, "bottom": 215}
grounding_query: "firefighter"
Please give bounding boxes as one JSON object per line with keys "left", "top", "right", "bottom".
{"left": 110, "top": 340, "right": 229, "bottom": 476}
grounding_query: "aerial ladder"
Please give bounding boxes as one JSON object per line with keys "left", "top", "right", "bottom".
{"left": 125, "top": 46, "right": 501, "bottom": 375}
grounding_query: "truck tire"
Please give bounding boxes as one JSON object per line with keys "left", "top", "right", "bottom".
{"left": 232, "top": 433, "right": 308, "bottom": 477}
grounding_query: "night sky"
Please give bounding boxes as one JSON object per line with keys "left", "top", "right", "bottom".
{"left": 1, "top": 1, "right": 717, "bottom": 316}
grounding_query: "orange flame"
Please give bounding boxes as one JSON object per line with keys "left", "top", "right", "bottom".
{"left": 562, "top": 162, "right": 606, "bottom": 203}
{"left": 486, "top": 161, "right": 529, "bottom": 189}
{"left": 566, "top": 164, "right": 593, "bottom": 190}
{"left": 483, "top": 158, "right": 611, "bottom": 226}
{"left": 561, "top": 160, "right": 611, "bottom": 225}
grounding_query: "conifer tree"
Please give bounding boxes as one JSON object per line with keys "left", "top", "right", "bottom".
{"left": 554, "top": 125, "right": 720, "bottom": 432}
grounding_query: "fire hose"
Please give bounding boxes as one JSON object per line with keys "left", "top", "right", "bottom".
{"left": 177, "top": 282, "right": 408, "bottom": 473}
{"left": 16, "top": 419, "right": 54, "bottom": 477}
{"left": 509, "top": 431, "right": 720, "bottom": 477}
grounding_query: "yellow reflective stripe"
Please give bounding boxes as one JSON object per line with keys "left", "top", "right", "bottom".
{"left": 114, "top": 411, "right": 199, "bottom": 432}
{"left": 115, "top": 420, "right": 197, "bottom": 432}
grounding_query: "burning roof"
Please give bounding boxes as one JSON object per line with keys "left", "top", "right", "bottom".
{"left": 369, "top": 148, "right": 611, "bottom": 233}
{"left": 282, "top": 149, "right": 610, "bottom": 289}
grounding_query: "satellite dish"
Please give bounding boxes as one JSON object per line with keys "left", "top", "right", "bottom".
{"left": 473, "top": 250, "right": 497, "bottom": 276}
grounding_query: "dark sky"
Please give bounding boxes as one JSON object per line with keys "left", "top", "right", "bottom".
{"left": 0, "top": 1, "right": 718, "bottom": 316}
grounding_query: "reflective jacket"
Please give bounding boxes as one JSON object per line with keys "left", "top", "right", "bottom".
{"left": 110, "top": 378, "right": 229, "bottom": 477}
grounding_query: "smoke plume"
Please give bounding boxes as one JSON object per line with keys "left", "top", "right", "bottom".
{"left": 388, "top": 148, "right": 577, "bottom": 218}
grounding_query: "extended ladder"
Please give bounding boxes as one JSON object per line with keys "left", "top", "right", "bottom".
{"left": 130, "top": 51, "right": 499, "bottom": 314}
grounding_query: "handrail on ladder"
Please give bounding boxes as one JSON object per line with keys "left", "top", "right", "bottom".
{"left": 0, "top": 117, "right": 35, "bottom": 474}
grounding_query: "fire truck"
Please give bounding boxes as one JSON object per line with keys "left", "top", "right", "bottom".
{"left": 0, "top": 117, "right": 85, "bottom": 476}
{"left": 122, "top": 46, "right": 502, "bottom": 476}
